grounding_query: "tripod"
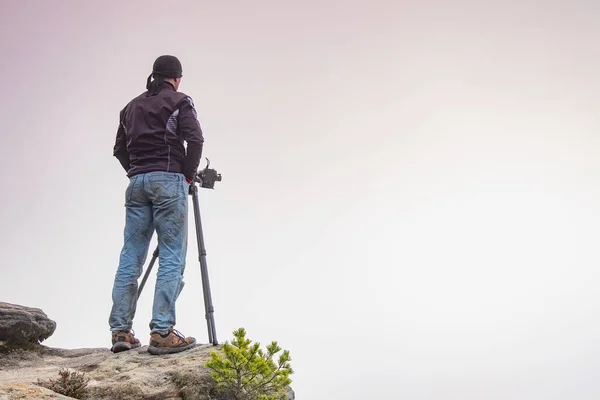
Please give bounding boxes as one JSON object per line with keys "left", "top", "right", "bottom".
{"left": 136, "top": 161, "right": 221, "bottom": 346}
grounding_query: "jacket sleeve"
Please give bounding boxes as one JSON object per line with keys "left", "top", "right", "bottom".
{"left": 178, "top": 96, "right": 204, "bottom": 181}
{"left": 113, "top": 108, "right": 130, "bottom": 173}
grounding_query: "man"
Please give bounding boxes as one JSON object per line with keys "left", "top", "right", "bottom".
{"left": 109, "top": 55, "right": 204, "bottom": 355}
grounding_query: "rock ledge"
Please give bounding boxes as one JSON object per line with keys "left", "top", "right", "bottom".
{"left": 0, "top": 302, "right": 57, "bottom": 345}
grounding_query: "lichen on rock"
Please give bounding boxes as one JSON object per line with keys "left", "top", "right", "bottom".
{"left": 0, "top": 302, "right": 57, "bottom": 345}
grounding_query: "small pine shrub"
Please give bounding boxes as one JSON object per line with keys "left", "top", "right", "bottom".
{"left": 205, "top": 328, "right": 293, "bottom": 400}
{"left": 37, "top": 368, "right": 90, "bottom": 399}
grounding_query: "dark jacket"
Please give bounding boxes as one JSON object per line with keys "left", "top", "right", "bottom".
{"left": 113, "top": 82, "right": 204, "bottom": 181}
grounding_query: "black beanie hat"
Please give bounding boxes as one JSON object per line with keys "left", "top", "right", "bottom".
{"left": 146, "top": 55, "right": 183, "bottom": 95}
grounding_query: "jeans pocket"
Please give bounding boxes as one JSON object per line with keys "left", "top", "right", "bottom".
{"left": 125, "top": 178, "right": 135, "bottom": 204}
{"left": 148, "top": 173, "right": 182, "bottom": 200}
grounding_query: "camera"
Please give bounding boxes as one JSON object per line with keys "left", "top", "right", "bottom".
{"left": 195, "top": 158, "right": 222, "bottom": 189}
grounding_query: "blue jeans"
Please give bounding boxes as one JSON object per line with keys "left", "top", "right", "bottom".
{"left": 109, "top": 171, "right": 189, "bottom": 335}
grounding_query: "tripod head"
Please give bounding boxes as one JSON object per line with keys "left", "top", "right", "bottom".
{"left": 194, "top": 158, "right": 222, "bottom": 189}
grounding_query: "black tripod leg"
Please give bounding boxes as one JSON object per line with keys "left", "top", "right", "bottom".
{"left": 190, "top": 185, "right": 218, "bottom": 345}
{"left": 137, "top": 247, "right": 159, "bottom": 300}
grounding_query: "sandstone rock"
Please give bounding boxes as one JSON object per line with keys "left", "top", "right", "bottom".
{"left": 0, "top": 302, "right": 56, "bottom": 345}
{"left": 0, "top": 382, "right": 74, "bottom": 399}
{"left": 0, "top": 303, "right": 295, "bottom": 399}
{"left": 0, "top": 344, "right": 296, "bottom": 400}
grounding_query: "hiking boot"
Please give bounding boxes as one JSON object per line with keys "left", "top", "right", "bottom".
{"left": 111, "top": 330, "right": 141, "bottom": 353}
{"left": 147, "top": 328, "right": 196, "bottom": 355}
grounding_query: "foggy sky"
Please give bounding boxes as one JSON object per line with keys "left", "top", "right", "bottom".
{"left": 1, "top": 1, "right": 600, "bottom": 399}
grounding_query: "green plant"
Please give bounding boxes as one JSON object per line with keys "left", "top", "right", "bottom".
{"left": 205, "top": 328, "right": 293, "bottom": 400}
{"left": 37, "top": 368, "right": 90, "bottom": 399}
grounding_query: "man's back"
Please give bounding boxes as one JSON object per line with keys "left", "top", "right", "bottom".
{"left": 114, "top": 81, "right": 204, "bottom": 182}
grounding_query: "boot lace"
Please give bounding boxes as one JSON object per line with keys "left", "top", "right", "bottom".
{"left": 171, "top": 329, "right": 186, "bottom": 340}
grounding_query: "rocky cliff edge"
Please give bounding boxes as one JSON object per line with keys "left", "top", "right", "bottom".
{"left": 0, "top": 302, "right": 295, "bottom": 400}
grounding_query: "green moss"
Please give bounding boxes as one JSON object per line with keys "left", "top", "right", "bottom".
{"left": 84, "top": 385, "right": 147, "bottom": 400}
{"left": 170, "top": 370, "right": 224, "bottom": 400}
{"left": 0, "top": 341, "right": 42, "bottom": 354}
{"left": 85, "top": 383, "right": 180, "bottom": 400}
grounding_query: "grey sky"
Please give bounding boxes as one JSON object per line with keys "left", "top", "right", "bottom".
{"left": 1, "top": 0, "right": 600, "bottom": 398}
